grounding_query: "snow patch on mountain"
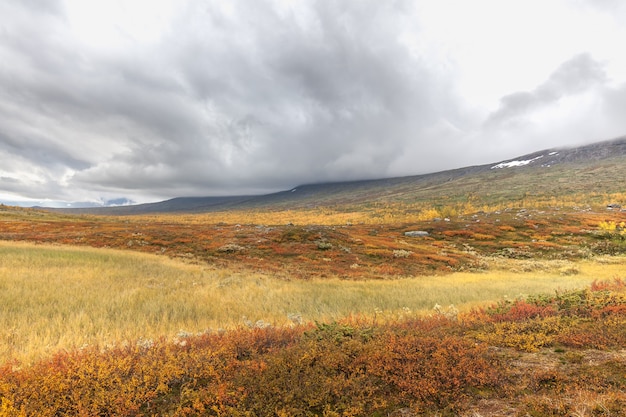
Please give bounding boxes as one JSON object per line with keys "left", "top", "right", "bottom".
{"left": 491, "top": 155, "right": 544, "bottom": 169}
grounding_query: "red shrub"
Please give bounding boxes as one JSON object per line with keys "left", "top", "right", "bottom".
{"left": 488, "top": 299, "right": 557, "bottom": 323}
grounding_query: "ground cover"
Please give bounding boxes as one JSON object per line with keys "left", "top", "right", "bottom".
{"left": 3, "top": 241, "right": 621, "bottom": 366}
{"left": 1, "top": 203, "right": 625, "bottom": 415}
{"left": 2, "top": 279, "right": 626, "bottom": 416}
{"left": 1, "top": 204, "right": 625, "bottom": 280}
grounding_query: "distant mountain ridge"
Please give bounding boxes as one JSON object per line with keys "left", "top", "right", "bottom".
{"left": 56, "top": 136, "right": 626, "bottom": 215}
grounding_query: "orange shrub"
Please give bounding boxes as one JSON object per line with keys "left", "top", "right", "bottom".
{"left": 442, "top": 230, "right": 474, "bottom": 238}
{"left": 368, "top": 334, "right": 503, "bottom": 411}
{"left": 472, "top": 233, "right": 496, "bottom": 240}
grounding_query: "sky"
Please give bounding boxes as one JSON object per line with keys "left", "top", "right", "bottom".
{"left": 1, "top": 0, "right": 626, "bottom": 207}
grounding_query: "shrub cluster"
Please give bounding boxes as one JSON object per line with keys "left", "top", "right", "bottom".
{"left": 2, "top": 279, "right": 626, "bottom": 416}
{"left": 471, "top": 278, "right": 626, "bottom": 351}
{"left": 0, "top": 321, "right": 503, "bottom": 416}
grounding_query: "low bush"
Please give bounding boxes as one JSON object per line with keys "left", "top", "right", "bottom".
{"left": 1, "top": 280, "right": 626, "bottom": 416}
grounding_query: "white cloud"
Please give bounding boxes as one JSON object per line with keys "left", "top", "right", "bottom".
{"left": 485, "top": 53, "right": 607, "bottom": 127}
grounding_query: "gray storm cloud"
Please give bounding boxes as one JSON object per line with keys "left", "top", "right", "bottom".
{"left": 2, "top": 0, "right": 448, "bottom": 201}
{"left": 1, "top": 0, "right": 626, "bottom": 205}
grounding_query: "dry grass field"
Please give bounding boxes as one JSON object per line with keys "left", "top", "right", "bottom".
{"left": 4, "top": 241, "right": 624, "bottom": 366}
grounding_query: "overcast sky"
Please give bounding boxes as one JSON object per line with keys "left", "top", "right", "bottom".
{"left": 1, "top": 0, "right": 625, "bottom": 206}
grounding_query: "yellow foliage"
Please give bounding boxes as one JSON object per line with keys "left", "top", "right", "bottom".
{"left": 599, "top": 221, "right": 617, "bottom": 232}
{"left": 599, "top": 220, "right": 626, "bottom": 237}
{"left": 475, "top": 316, "right": 565, "bottom": 352}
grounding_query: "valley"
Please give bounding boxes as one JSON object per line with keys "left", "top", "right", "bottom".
{"left": 1, "top": 138, "right": 626, "bottom": 416}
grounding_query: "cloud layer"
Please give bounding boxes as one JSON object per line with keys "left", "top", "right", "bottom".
{"left": 1, "top": 0, "right": 625, "bottom": 205}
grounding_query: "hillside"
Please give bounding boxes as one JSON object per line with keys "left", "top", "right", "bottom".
{"left": 3, "top": 138, "right": 625, "bottom": 281}
{"left": 56, "top": 136, "right": 626, "bottom": 215}
{"left": 4, "top": 136, "right": 624, "bottom": 281}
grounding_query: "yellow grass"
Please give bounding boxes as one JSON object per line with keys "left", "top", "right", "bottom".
{"left": 1, "top": 241, "right": 624, "bottom": 365}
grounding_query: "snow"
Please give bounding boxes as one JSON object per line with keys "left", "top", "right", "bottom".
{"left": 491, "top": 155, "right": 544, "bottom": 169}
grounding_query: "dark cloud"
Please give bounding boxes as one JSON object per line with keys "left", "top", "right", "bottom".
{"left": 66, "top": 1, "right": 449, "bottom": 197}
{"left": 0, "top": 131, "right": 89, "bottom": 171}
{"left": 0, "top": 1, "right": 625, "bottom": 204}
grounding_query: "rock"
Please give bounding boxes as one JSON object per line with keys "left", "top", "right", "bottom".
{"left": 217, "top": 243, "right": 245, "bottom": 253}
{"left": 404, "top": 230, "right": 429, "bottom": 237}
{"left": 316, "top": 241, "right": 333, "bottom": 250}
{"left": 607, "top": 203, "right": 622, "bottom": 210}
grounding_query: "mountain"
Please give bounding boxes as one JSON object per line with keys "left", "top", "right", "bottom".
{"left": 56, "top": 136, "right": 626, "bottom": 215}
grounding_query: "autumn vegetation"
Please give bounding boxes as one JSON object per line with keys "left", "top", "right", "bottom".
{"left": 0, "top": 189, "right": 625, "bottom": 415}
{"left": 2, "top": 279, "right": 626, "bottom": 416}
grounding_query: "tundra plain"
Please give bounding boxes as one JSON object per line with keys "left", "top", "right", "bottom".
{"left": 1, "top": 141, "right": 626, "bottom": 415}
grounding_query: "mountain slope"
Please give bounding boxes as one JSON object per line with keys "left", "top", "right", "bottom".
{"left": 58, "top": 136, "right": 626, "bottom": 215}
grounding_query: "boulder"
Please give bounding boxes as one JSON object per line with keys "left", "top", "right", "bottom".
{"left": 404, "top": 230, "right": 429, "bottom": 237}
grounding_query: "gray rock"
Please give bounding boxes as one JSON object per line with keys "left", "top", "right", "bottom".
{"left": 404, "top": 230, "right": 429, "bottom": 237}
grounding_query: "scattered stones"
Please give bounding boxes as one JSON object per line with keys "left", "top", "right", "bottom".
{"left": 316, "top": 241, "right": 333, "bottom": 250}
{"left": 217, "top": 243, "right": 245, "bottom": 253}
{"left": 392, "top": 249, "right": 412, "bottom": 258}
{"left": 404, "top": 230, "right": 429, "bottom": 237}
